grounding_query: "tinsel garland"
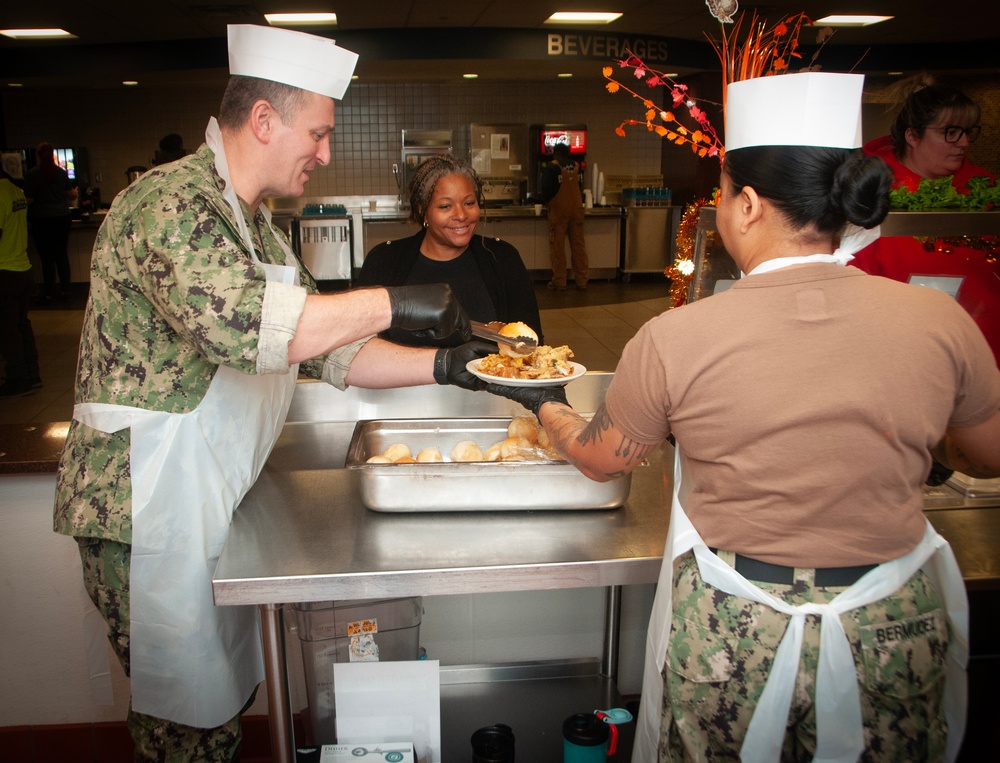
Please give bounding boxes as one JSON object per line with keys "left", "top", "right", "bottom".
{"left": 665, "top": 198, "right": 714, "bottom": 307}
{"left": 919, "top": 235, "right": 999, "bottom": 264}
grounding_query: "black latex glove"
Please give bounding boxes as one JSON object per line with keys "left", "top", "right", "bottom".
{"left": 484, "top": 382, "right": 569, "bottom": 416}
{"left": 925, "top": 459, "right": 955, "bottom": 487}
{"left": 387, "top": 284, "right": 471, "bottom": 341}
{"left": 433, "top": 341, "right": 495, "bottom": 391}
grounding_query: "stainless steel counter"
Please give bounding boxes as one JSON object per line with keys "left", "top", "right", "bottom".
{"left": 214, "top": 429, "right": 670, "bottom": 606}
{"left": 215, "top": 374, "right": 660, "bottom": 762}
{"left": 218, "top": 433, "right": 666, "bottom": 761}
{"left": 213, "top": 374, "right": 999, "bottom": 762}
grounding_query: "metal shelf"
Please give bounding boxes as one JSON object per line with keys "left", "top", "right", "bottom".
{"left": 440, "top": 659, "right": 634, "bottom": 761}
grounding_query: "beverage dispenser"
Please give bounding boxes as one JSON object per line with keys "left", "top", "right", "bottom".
{"left": 528, "top": 124, "right": 587, "bottom": 202}
{"left": 468, "top": 123, "right": 528, "bottom": 206}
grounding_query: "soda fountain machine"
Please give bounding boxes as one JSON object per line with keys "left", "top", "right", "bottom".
{"left": 527, "top": 124, "right": 587, "bottom": 203}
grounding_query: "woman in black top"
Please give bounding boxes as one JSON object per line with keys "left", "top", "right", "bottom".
{"left": 357, "top": 156, "right": 542, "bottom": 347}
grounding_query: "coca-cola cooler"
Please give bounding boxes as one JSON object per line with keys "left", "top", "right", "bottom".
{"left": 527, "top": 124, "right": 587, "bottom": 202}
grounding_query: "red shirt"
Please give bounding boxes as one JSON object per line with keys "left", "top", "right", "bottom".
{"left": 851, "top": 136, "right": 999, "bottom": 367}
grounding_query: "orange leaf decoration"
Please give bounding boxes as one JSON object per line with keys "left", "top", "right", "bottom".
{"left": 655, "top": 126, "right": 669, "bottom": 137}
{"left": 602, "top": 66, "right": 614, "bottom": 77}
{"left": 615, "top": 125, "right": 627, "bottom": 137}
{"left": 646, "top": 108, "right": 657, "bottom": 121}
{"left": 606, "top": 81, "right": 620, "bottom": 94}
{"left": 643, "top": 99, "right": 655, "bottom": 108}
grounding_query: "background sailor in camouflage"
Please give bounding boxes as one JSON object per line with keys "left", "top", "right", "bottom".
{"left": 55, "top": 24, "right": 490, "bottom": 762}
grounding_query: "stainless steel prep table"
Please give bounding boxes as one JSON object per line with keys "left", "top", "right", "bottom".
{"left": 213, "top": 375, "right": 1000, "bottom": 762}
{"left": 213, "top": 374, "right": 670, "bottom": 762}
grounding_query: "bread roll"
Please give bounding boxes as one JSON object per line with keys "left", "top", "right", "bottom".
{"left": 416, "top": 447, "right": 443, "bottom": 463}
{"left": 366, "top": 455, "right": 392, "bottom": 464}
{"left": 508, "top": 416, "right": 539, "bottom": 444}
{"left": 500, "top": 436, "right": 532, "bottom": 460}
{"left": 395, "top": 456, "right": 416, "bottom": 464}
{"left": 450, "top": 440, "right": 484, "bottom": 462}
{"left": 483, "top": 441, "right": 504, "bottom": 461}
{"left": 536, "top": 427, "right": 551, "bottom": 449}
{"left": 382, "top": 443, "right": 412, "bottom": 462}
{"left": 498, "top": 321, "right": 538, "bottom": 358}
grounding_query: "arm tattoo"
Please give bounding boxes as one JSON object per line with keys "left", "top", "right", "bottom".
{"left": 569, "top": 404, "right": 655, "bottom": 468}
{"left": 933, "top": 435, "right": 998, "bottom": 479}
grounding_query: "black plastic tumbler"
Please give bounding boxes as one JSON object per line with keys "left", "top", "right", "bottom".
{"left": 471, "top": 723, "right": 515, "bottom": 762}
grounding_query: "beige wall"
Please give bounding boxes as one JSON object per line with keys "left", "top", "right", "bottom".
{"left": 2, "top": 76, "right": 664, "bottom": 204}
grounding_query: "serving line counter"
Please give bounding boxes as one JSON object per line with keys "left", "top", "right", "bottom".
{"left": 214, "top": 374, "right": 656, "bottom": 762}
{"left": 689, "top": 206, "right": 1000, "bottom": 302}
{"left": 360, "top": 205, "right": 625, "bottom": 279}
{"left": 211, "top": 374, "right": 1000, "bottom": 763}
{"left": 275, "top": 197, "right": 626, "bottom": 281}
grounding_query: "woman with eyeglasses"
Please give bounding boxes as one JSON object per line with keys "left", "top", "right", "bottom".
{"left": 851, "top": 76, "right": 999, "bottom": 367}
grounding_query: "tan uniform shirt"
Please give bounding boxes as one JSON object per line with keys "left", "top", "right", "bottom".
{"left": 605, "top": 263, "right": 1000, "bottom": 567}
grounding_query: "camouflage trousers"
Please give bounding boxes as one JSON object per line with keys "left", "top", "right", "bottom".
{"left": 658, "top": 550, "right": 952, "bottom": 762}
{"left": 77, "top": 537, "right": 255, "bottom": 762}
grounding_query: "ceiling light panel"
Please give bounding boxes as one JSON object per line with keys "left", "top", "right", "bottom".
{"left": 545, "top": 12, "right": 623, "bottom": 25}
{"left": 1, "top": 28, "right": 77, "bottom": 39}
{"left": 815, "top": 15, "right": 893, "bottom": 27}
{"left": 264, "top": 13, "right": 338, "bottom": 26}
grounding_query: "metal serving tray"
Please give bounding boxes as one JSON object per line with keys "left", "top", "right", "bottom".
{"left": 945, "top": 472, "right": 1000, "bottom": 504}
{"left": 345, "top": 418, "right": 631, "bottom": 513}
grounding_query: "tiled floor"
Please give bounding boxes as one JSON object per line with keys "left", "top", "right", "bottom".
{"left": 0, "top": 277, "right": 673, "bottom": 426}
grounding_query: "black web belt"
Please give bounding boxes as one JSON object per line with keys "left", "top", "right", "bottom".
{"left": 709, "top": 549, "right": 877, "bottom": 587}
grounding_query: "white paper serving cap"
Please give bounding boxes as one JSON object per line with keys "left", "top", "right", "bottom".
{"left": 228, "top": 24, "right": 358, "bottom": 100}
{"left": 725, "top": 72, "right": 864, "bottom": 151}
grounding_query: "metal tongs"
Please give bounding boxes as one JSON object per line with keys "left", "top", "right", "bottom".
{"left": 469, "top": 321, "right": 537, "bottom": 357}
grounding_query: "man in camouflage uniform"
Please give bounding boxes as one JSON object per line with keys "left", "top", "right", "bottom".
{"left": 54, "top": 25, "right": 487, "bottom": 761}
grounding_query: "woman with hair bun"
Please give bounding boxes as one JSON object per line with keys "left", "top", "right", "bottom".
{"left": 851, "top": 74, "right": 999, "bottom": 366}
{"left": 485, "top": 72, "right": 1000, "bottom": 762}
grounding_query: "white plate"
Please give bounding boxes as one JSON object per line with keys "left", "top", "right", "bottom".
{"left": 466, "top": 360, "right": 586, "bottom": 387}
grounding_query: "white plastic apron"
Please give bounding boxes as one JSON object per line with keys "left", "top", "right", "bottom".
{"left": 632, "top": 250, "right": 969, "bottom": 763}
{"left": 631, "top": 449, "right": 969, "bottom": 763}
{"left": 73, "top": 117, "right": 300, "bottom": 728}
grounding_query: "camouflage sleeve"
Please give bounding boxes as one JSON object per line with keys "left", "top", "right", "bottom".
{"left": 320, "top": 337, "right": 374, "bottom": 390}
{"left": 258, "top": 281, "right": 307, "bottom": 374}
{"left": 276, "top": 225, "right": 375, "bottom": 388}
{"left": 257, "top": 273, "right": 374, "bottom": 386}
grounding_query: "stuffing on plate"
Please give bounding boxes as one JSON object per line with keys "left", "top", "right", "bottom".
{"left": 477, "top": 344, "right": 575, "bottom": 380}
